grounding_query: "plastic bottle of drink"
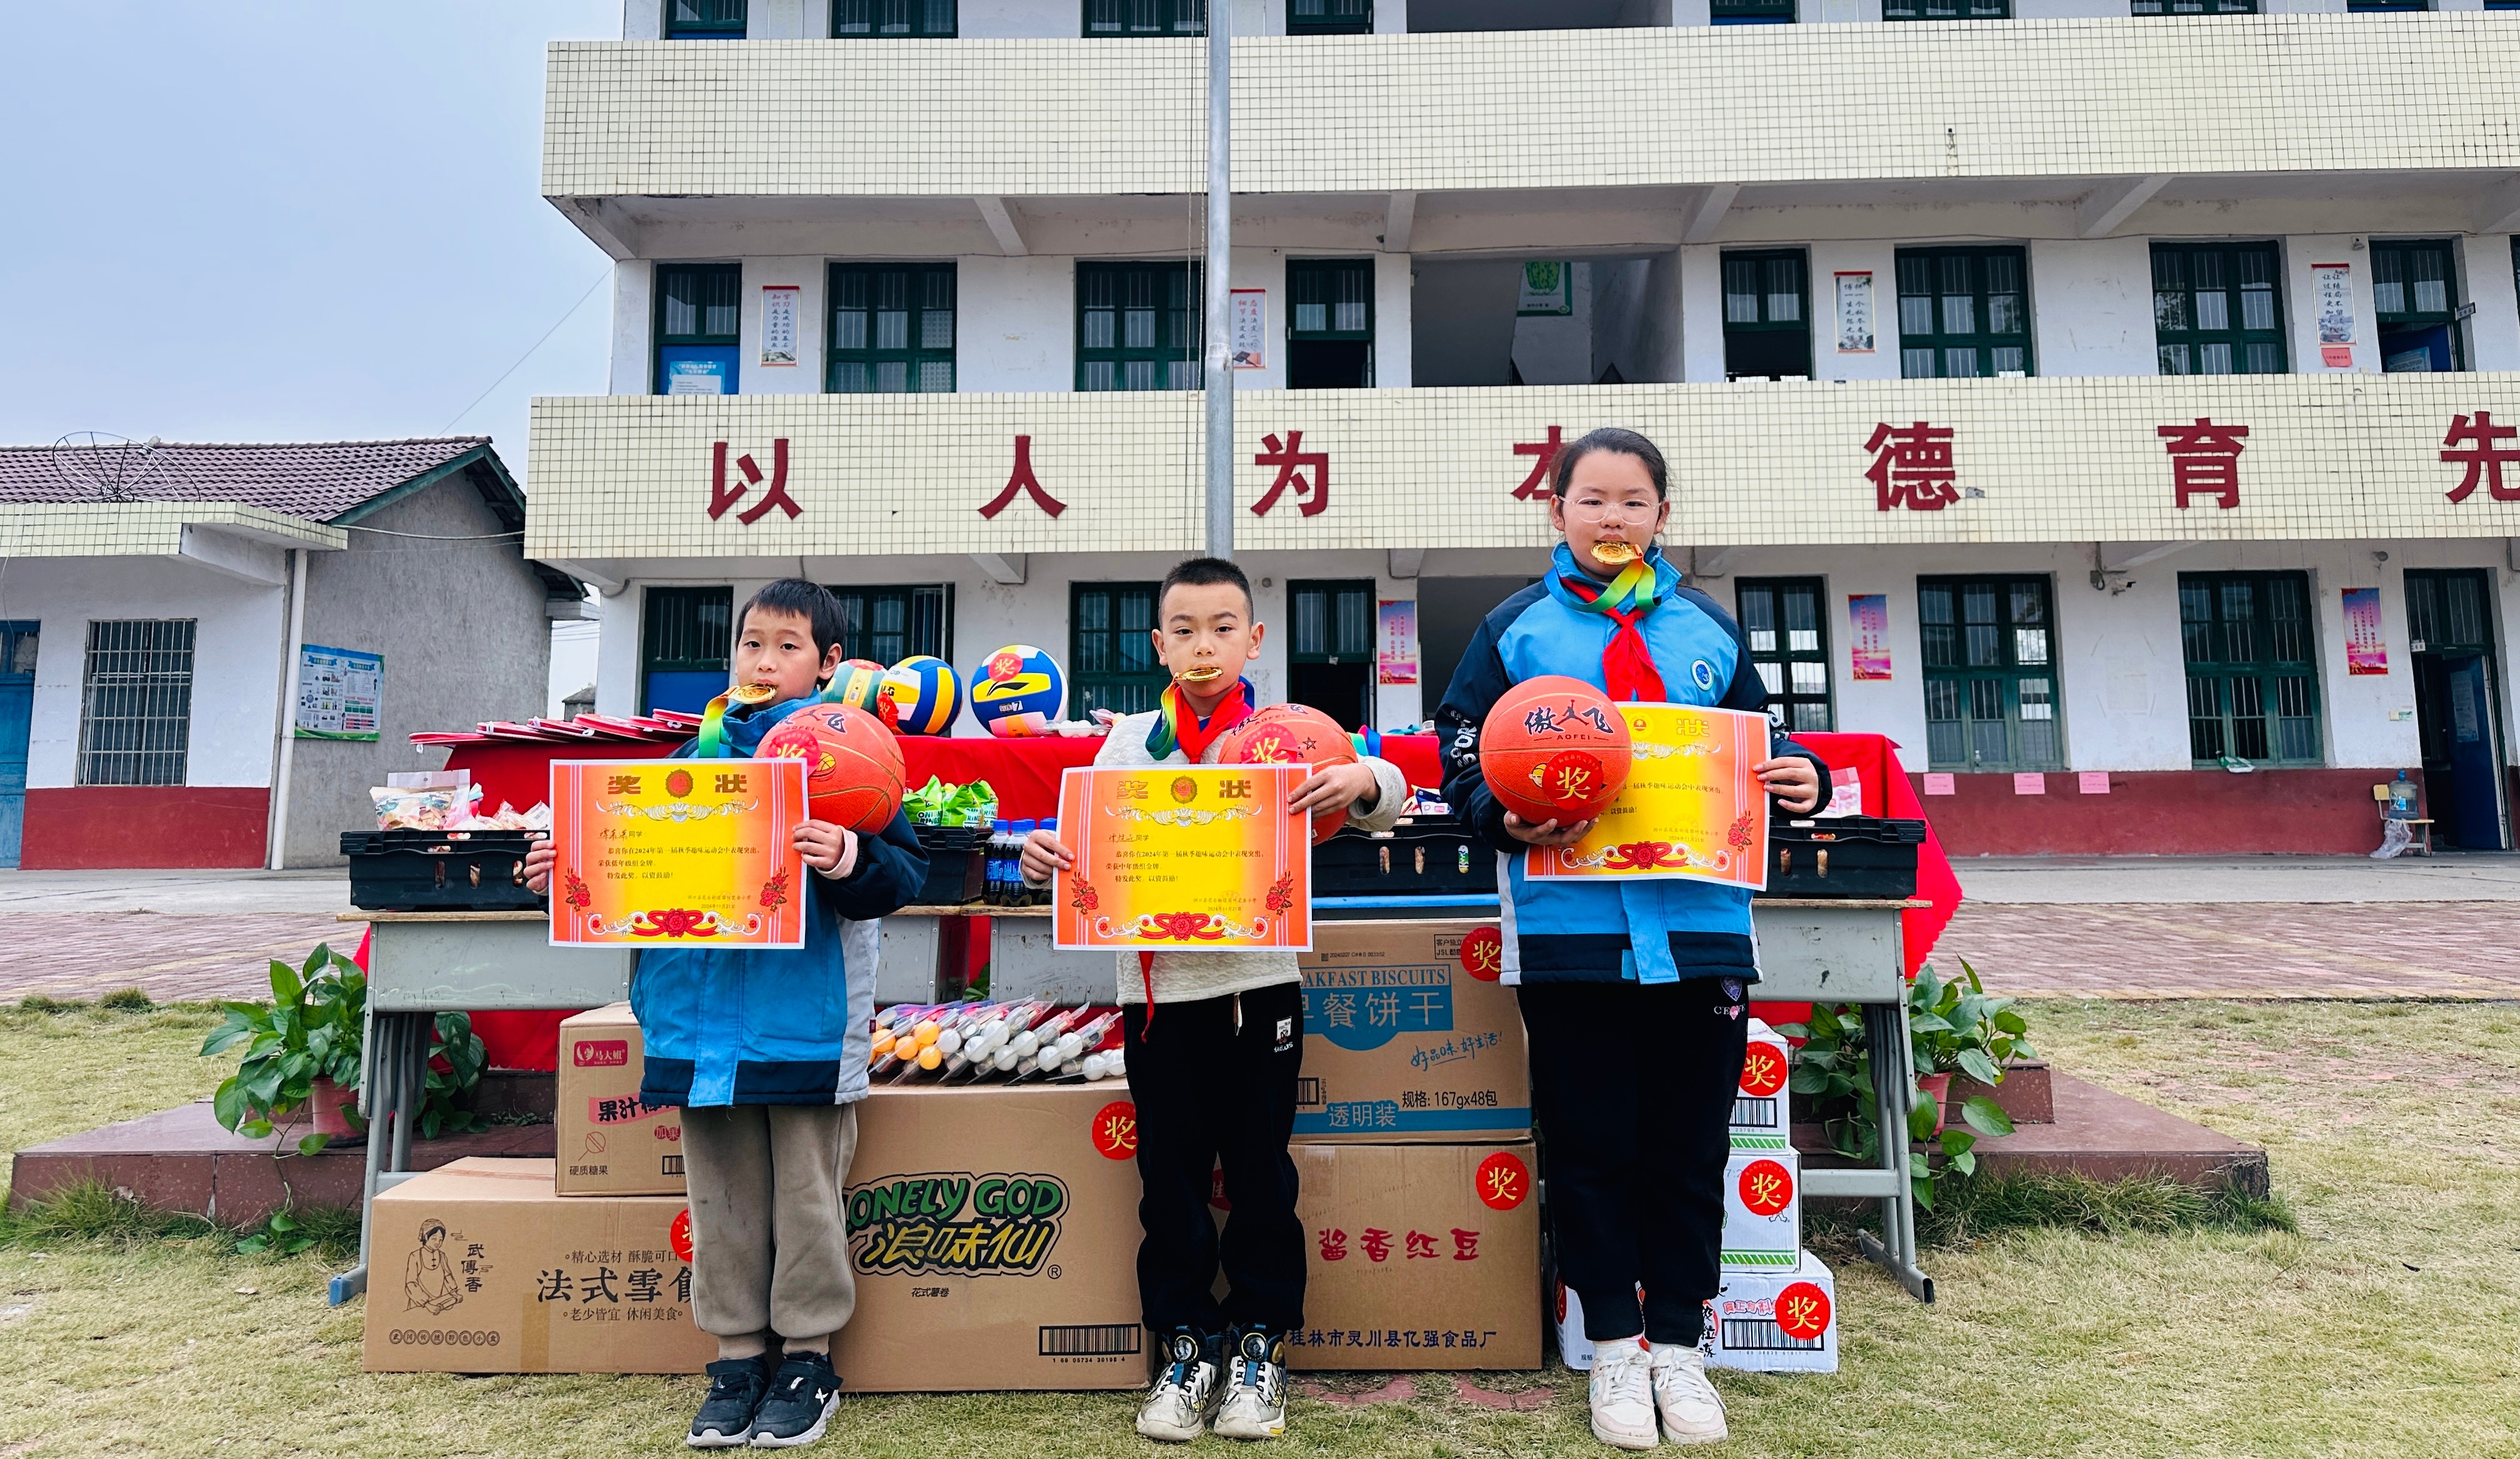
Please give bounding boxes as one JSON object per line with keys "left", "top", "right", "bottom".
{"left": 986, "top": 819, "right": 1014, "bottom": 906}
{"left": 2390, "top": 770, "right": 2419, "bottom": 819}
{"left": 1010, "top": 820, "right": 1038, "bottom": 906}
{"left": 1033, "top": 817, "right": 1059, "bottom": 905}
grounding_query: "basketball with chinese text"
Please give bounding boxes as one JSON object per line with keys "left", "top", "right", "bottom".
{"left": 1478, "top": 675, "right": 1634, "bottom": 825}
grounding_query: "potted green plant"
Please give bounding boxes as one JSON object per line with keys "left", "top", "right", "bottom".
{"left": 201, "top": 944, "right": 368, "bottom": 1155}
{"left": 1907, "top": 959, "right": 2036, "bottom": 1135}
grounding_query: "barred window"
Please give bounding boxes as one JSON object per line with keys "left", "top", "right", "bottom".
{"left": 78, "top": 619, "right": 195, "bottom": 787}
{"left": 2179, "top": 572, "right": 2320, "bottom": 767}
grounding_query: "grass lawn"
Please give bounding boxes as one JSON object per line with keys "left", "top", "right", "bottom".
{"left": 2, "top": 997, "right": 2517, "bottom": 1457}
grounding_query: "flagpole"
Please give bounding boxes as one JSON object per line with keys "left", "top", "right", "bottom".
{"left": 1202, "top": 0, "right": 1234, "bottom": 560}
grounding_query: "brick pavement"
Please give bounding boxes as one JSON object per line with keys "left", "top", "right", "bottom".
{"left": 0, "top": 912, "right": 355, "bottom": 1004}
{"left": 1939, "top": 901, "right": 2520, "bottom": 1000}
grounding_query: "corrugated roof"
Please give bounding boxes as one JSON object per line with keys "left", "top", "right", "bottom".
{"left": 0, "top": 437, "right": 494, "bottom": 524}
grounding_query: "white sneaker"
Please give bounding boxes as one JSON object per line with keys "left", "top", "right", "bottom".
{"left": 1211, "top": 1330, "right": 1289, "bottom": 1440}
{"left": 1587, "top": 1337, "right": 1660, "bottom": 1450}
{"left": 1136, "top": 1332, "right": 1221, "bottom": 1444}
{"left": 1647, "top": 1344, "right": 1728, "bottom": 1447}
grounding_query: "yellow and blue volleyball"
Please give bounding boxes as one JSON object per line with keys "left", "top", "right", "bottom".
{"left": 968, "top": 644, "right": 1065, "bottom": 738}
{"left": 881, "top": 655, "right": 962, "bottom": 736}
{"left": 824, "top": 659, "right": 890, "bottom": 717}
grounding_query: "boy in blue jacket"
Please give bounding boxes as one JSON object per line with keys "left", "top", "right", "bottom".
{"left": 1434, "top": 429, "right": 1824, "bottom": 1451}
{"left": 528, "top": 579, "right": 925, "bottom": 1449}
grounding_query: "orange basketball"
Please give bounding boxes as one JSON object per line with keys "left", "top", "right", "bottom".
{"left": 755, "top": 702, "right": 905, "bottom": 833}
{"left": 1221, "top": 704, "right": 1360, "bottom": 844}
{"left": 1479, "top": 675, "right": 1633, "bottom": 825}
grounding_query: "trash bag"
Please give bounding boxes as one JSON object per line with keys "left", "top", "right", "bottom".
{"left": 2371, "top": 817, "right": 2413, "bottom": 860}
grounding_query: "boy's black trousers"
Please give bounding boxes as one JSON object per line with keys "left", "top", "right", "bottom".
{"left": 1519, "top": 974, "right": 1751, "bottom": 1347}
{"left": 1121, "top": 982, "right": 1306, "bottom": 1340}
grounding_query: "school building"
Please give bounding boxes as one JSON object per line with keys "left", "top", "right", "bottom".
{"left": 526, "top": 6, "right": 2520, "bottom": 855}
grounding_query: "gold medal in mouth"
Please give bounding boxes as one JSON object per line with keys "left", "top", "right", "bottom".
{"left": 728, "top": 682, "right": 778, "bottom": 705}
{"left": 1590, "top": 540, "right": 1640, "bottom": 567}
{"left": 1178, "top": 665, "right": 1226, "bottom": 685}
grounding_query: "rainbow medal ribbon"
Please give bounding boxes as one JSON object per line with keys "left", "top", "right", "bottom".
{"left": 1145, "top": 676, "right": 1256, "bottom": 761}
{"left": 1560, "top": 555, "right": 1658, "bottom": 616}
{"left": 694, "top": 682, "right": 779, "bottom": 759}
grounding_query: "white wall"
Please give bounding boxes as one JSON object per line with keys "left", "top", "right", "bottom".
{"left": 1374, "top": 252, "right": 1414, "bottom": 387}
{"left": 959, "top": 255, "right": 1076, "bottom": 391}
{"left": 2285, "top": 233, "right": 2381, "bottom": 375}
{"left": 609, "top": 260, "right": 654, "bottom": 396}
{"left": 1511, "top": 262, "right": 1596, "bottom": 385}
{"left": 1679, "top": 244, "right": 1724, "bottom": 382}
{"left": 1809, "top": 240, "right": 1898, "bottom": 381}
{"left": 2029, "top": 236, "right": 2156, "bottom": 377}
{"left": 963, "top": 0, "right": 1087, "bottom": 36}
{"left": 622, "top": 0, "right": 662, "bottom": 38}
{"left": 1232, "top": 247, "right": 1290, "bottom": 391}
{"left": 742, "top": 256, "right": 827, "bottom": 394}
{"left": 2462, "top": 234, "right": 2520, "bottom": 373}
{"left": 6, "top": 557, "right": 288, "bottom": 790}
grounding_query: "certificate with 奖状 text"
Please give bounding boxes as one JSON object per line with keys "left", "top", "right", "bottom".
{"left": 1523, "top": 704, "right": 1770, "bottom": 891}
{"left": 548, "top": 758, "right": 809, "bottom": 949}
{"left": 1053, "top": 764, "right": 1312, "bottom": 952}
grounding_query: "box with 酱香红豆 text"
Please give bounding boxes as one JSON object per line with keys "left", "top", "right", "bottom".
{"left": 1294, "top": 920, "right": 1529, "bottom": 1143}
{"left": 555, "top": 1003, "right": 684, "bottom": 1197}
{"left": 362, "top": 1158, "right": 708, "bottom": 1375}
{"left": 831, "top": 1082, "right": 1149, "bottom": 1392}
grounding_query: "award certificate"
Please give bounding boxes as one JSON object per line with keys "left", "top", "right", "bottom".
{"left": 1524, "top": 704, "right": 1770, "bottom": 890}
{"left": 549, "top": 758, "right": 810, "bottom": 949}
{"left": 1054, "top": 765, "right": 1312, "bottom": 952}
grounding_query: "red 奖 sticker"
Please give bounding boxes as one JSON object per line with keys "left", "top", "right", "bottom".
{"left": 1459, "top": 926, "right": 1504, "bottom": 983}
{"left": 1092, "top": 1100, "right": 1139, "bottom": 1160}
{"left": 1738, "top": 1043, "right": 1788, "bottom": 1097}
{"left": 1773, "top": 1281, "right": 1831, "bottom": 1342}
{"left": 1540, "top": 750, "right": 1608, "bottom": 808}
{"left": 1475, "top": 1151, "right": 1531, "bottom": 1210}
{"left": 669, "top": 1208, "right": 695, "bottom": 1263}
{"left": 1738, "top": 1158, "right": 1795, "bottom": 1217}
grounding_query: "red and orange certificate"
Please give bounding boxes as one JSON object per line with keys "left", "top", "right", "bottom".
{"left": 549, "top": 759, "right": 809, "bottom": 949}
{"left": 1524, "top": 704, "right": 1769, "bottom": 890}
{"left": 1054, "top": 765, "right": 1312, "bottom": 952}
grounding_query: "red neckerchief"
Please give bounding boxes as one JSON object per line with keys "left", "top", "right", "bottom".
{"left": 1556, "top": 567, "right": 1669, "bottom": 702}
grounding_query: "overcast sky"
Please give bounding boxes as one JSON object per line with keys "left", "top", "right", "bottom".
{"left": 0, "top": 2, "right": 621, "bottom": 475}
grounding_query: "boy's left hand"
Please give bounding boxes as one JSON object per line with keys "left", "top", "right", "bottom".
{"left": 1755, "top": 757, "right": 1822, "bottom": 816}
{"left": 795, "top": 819, "right": 859, "bottom": 879}
{"left": 1289, "top": 761, "right": 1380, "bottom": 819}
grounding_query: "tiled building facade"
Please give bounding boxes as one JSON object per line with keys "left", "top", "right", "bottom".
{"left": 528, "top": 6, "right": 2520, "bottom": 854}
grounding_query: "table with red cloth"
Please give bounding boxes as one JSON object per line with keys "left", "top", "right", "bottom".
{"left": 434, "top": 730, "right": 1961, "bottom": 1069}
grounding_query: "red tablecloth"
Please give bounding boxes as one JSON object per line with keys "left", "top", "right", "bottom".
{"left": 433, "top": 729, "right": 1958, "bottom": 1067}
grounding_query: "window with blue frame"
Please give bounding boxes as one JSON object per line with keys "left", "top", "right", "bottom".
{"left": 1288, "top": 0, "right": 1370, "bottom": 32}
{"left": 2373, "top": 239, "right": 2465, "bottom": 372}
{"left": 1711, "top": 0, "right": 1794, "bottom": 21}
{"left": 832, "top": 0, "right": 956, "bottom": 34}
{"left": 641, "top": 587, "right": 732, "bottom": 715}
{"left": 1084, "top": 0, "right": 1204, "bottom": 34}
{"left": 666, "top": 0, "right": 748, "bottom": 36}
{"left": 2346, "top": 0, "right": 2425, "bottom": 11}
{"left": 655, "top": 264, "right": 743, "bottom": 396}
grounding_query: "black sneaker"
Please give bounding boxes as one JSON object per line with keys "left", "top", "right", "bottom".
{"left": 749, "top": 1350, "right": 843, "bottom": 1448}
{"left": 688, "top": 1356, "right": 771, "bottom": 1448}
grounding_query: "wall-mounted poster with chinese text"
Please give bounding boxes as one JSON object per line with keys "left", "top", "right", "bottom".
{"left": 1517, "top": 262, "right": 1572, "bottom": 316}
{"left": 1834, "top": 272, "right": 1874, "bottom": 354}
{"left": 1377, "top": 599, "right": 1418, "bottom": 685}
{"left": 2313, "top": 263, "right": 2356, "bottom": 369}
{"left": 295, "top": 645, "right": 382, "bottom": 740}
{"left": 1230, "top": 289, "right": 1268, "bottom": 369}
{"left": 759, "top": 285, "right": 799, "bottom": 366}
{"left": 1848, "top": 594, "right": 1891, "bottom": 680}
{"left": 2343, "top": 587, "right": 2389, "bottom": 674}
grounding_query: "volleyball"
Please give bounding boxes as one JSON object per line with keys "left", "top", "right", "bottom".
{"left": 881, "top": 655, "right": 962, "bottom": 736}
{"left": 824, "top": 659, "right": 890, "bottom": 719}
{"left": 1478, "top": 675, "right": 1633, "bottom": 825}
{"left": 969, "top": 644, "right": 1065, "bottom": 738}
{"left": 756, "top": 702, "right": 905, "bottom": 832}
{"left": 1222, "top": 704, "right": 1360, "bottom": 844}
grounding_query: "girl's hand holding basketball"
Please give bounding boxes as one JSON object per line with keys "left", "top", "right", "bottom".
{"left": 1504, "top": 811, "right": 1594, "bottom": 847}
{"left": 796, "top": 820, "right": 858, "bottom": 878}
{"left": 1755, "top": 757, "right": 1822, "bottom": 815}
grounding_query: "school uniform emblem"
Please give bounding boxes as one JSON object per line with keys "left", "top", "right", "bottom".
{"left": 1691, "top": 659, "right": 1718, "bottom": 692}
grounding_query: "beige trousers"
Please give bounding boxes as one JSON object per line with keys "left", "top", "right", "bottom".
{"left": 681, "top": 1103, "right": 860, "bottom": 1350}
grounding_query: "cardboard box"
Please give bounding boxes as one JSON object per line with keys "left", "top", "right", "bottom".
{"left": 555, "top": 1003, "right": 685, "bottom": 1197}
{"left": 831, "top": 1082, "right": 1148, "bottom": 1392}
{"left": 1706, "top": 1250, "right": 1838, "bottom": 1373}
{"left": 1294, "top": 920, "right": 1530, "bottom": 1143}
{"left": 364, "top": 1158, "right": 709, "bottom": 1375}
{"left": 1553, "top": 1250, "right": 1837, "bottom": 1374}
{"left": 1722, "top": 1135, "right": 1801, "bottom": 1271}
{"left": 1732, "top": 1018, "right": 1792, "bottom": 1140}
{"left": 1281, "top": 1139, "right": 1541, "bottom": 1370}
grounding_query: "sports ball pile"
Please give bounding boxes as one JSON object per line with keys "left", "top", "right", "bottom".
{"left": 1477, "top": 674, "right": 1634, "bottom": 825}
{"left": 869, "top": 1001, "right": 1126, "bottom": 1085}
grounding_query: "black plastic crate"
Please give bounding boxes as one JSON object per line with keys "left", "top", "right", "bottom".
{"left": 341, "top": 830, "right": 546, "bottom": 912}
{"left": 1757, "top": 817, "right": 1926, "bottom": 899}
{"left": 912, "top": 824, "right": 986, "bottom": 907}
{"left": 1314, "top": 813, "right": 1498, "bottom": 897}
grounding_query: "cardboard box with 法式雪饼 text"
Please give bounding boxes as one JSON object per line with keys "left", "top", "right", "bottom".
{"left": 363, "top": 1158, "right": 709, "bottom": 1375}
{"left": 1294, "top": 920, "right": 1529, "bottom": 1143}
{"left": 829, "top": 1081, "right": 1148, "bottom": 1392}
{"left": 1279, "top": 1139, "right": 1541, "bottom": 1370}
{"left": 556, "top": 1003, "right": 684, "bottom": 1196}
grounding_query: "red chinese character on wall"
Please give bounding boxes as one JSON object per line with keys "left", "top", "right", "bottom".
{"left": 1317, "top": 1227, "right": 1349, "bottom": 1262}
{"left": 1251, "top": 431, "right": 1329, "bottom": 517}
{"left": 978, "top": 434, "right": 1068, "bottom": 519}
{"left": 1864, "top": 422, "right": 1958, "bottom": 511}
{"left": 2158, "top": 418, "right": 2250, "bottom": 510}
{"left": 709, "top": 439, "right": 801, "bottom": 525}
{"left": 1512, "top": 426, "right": 1566, "bottom": 501}
{"left": 2441, "top": 412, "right": 2520, "bottom": 503}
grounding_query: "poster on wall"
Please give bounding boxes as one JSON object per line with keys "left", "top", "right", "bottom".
{"left": 1229, "top": 289, "right": 1268, "bottom": 369}
{"left": 2312, "top": 263, "right": 2356, "bottom": 368}
{"left": 296, "top": 645, "right": 383, "bottom": 740}
{"left": 759, "top": 285, "right": 799, "bottom": 366}
{"left": 2342, "top": 587, "right": 2389, "bottom": 675}
{"left": 1834, "top": 272, "right": 1874, "bottom": 354}
{"left": 1517, "top": 261, "right": 1572, "bottom": 316}
{"left": 1848, "top": 594, "right": 1891, "bottom": 680}
{"left": 1377, "top": 599, "right": 1419, "bottom": 685}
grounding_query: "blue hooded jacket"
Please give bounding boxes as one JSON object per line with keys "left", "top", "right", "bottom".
{"left": 632, "top": 695, "right": 928, "bottom": 1108}
{"left": 1434, "top": 544, "right": 1827, "bottom": 987}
